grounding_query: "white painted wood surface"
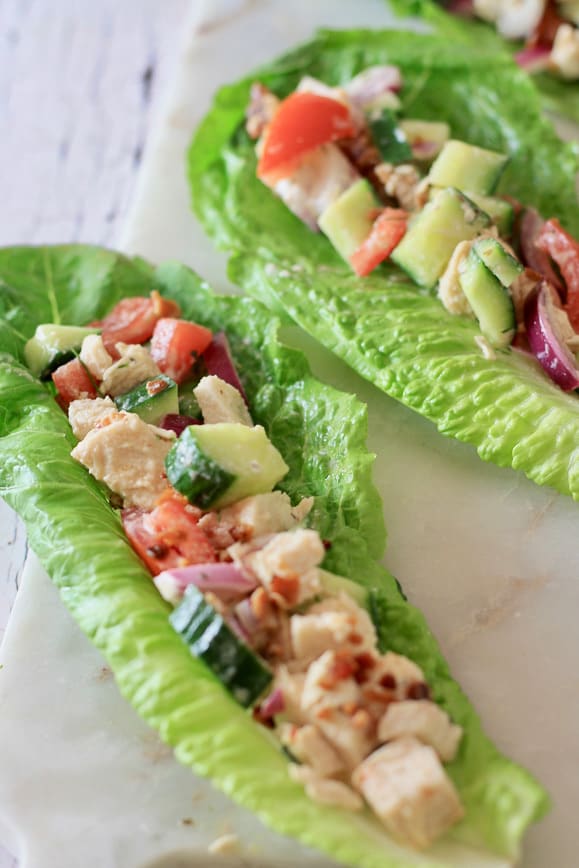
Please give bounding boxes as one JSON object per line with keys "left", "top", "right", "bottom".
{"left": 0, "top": 2, "right": 190, "bottom": 864}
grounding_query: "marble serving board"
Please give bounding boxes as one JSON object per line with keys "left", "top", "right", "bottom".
{"left": 1, "top": 1, "right": 579, "bottom": 866}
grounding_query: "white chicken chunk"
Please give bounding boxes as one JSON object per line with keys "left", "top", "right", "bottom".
{"left": 71, "top": 412, "right": 174, "bottom": 508}
{"left": 246, "top": 528, "right": 324, "bottom": 604}
{"left": 301, "top": 650, "right": 361, "bottom": 711}
{"left": 273, "top": 144, "right": 360, "bottom": 231}
{"left": 274, "top": 666, "right": 307, "bottom": 724}
{"left": 194, "top": 375, "right": 253, "bottom": 426}
{"left": 68, "top": 396, "right": 116, "bottom": 440}
{"left": 100, "top": 343, "right": 161, "bottom": 397}
{"left": 378, "top": 700, "right": 462, "bottom": 763}
{"left": 291, "top": 596, "right": 376, "bottom": 662}
{"left": 219, "top": 491, "right": 308, "bottom": 540}
{"left": 279, "top": 723, "right": 344, "bottom": 776}
{"left": 352, "top": 737, "right": 464, "bottom": 849}
{"left": 370, "top": 651, "right": 427, "bottom": 702}
{"left": 551, "top": 24, "right": 579, "bottom": 80}
{"left": 495, "top": 0, "right": 545, "bottom": 38}
{"left": 307, "top": 592, "right": 377, "bottom": 651}
{"left": 79, "top": 334, "right": 113, "bottom": 381}
{"left": 437, "top": 240, "right": 474, "bottom": 316}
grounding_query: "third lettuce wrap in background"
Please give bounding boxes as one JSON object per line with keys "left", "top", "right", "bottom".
{"left": 188, "top": 28, "right": 579, "bottom": 500}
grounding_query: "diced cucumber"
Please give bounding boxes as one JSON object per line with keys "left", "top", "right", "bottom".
{"left": 368, "top": 110, "right": 412, "bottom": 164}
{"left": 398, "top": 120, "right": 449, "bottom": 163}
{"left": 428, "top": 140, "right": 509, "bottom": 195}
{"left": 463, "top": 193, "right": 514, "bottom": 236}
{"left": 178, "top": 384, "right": 202, "bottom": 419}
{"left": 472, "top": 237, "right": 523, "bottom": 287}
{"left": 391, "top": 188, "right": 490, "bottom": 289}
{"left": 170, "top": 585, "right": 272, "bottom": 707}
{"left": 24, "top": 324, "right": 100, "bottom": 379}
{"left": 114, "top": 374, "right": 178, "bottom": 425}
{"left": 165, "top": 423, "right": 289, "bottom": 509}
{"left": 458, "top": 247, "right": 515, "bottom": 348}
{"left": 318, "top": 180, "right": 378, "bottom": 263}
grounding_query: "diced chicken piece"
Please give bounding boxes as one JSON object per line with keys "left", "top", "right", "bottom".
{"left": 438, "top": 240, "right": 475, "bottom": 317}
{"left": 246, "top": 529, "right": 324, "bottom": 605}
{"left": 297, "top": 76, "right": 351, "bottom": 107}
{"left": 472, "top": 0, "right": 501, "bottom": 22}
{"left": 370, "top": 652, "right": 427, "bottom": 703}
{"left": 315, "top": 708, "right": 376, "bottom": 770}
{"left": 218, "top": 491, "right": 300, "bottom": 540}
{"left": 288, "top": 763, "right": 363, "bottom": 811}
{"left": 344, "top": 66, "right": 402, "bottom": 113}
{"left": 279, "top": 723, "right": 344, "bottom": 776}
{"left": 71, "top": 412, "right": 174, "bottom": 508}
{"left": 549, "top": 299, "right": 579, "bottom": 351}
{"left": 272, "top": 144, "right": 360, "bottom": 231}
{"left": 290, "top": 496, "right": 314, "bottom": 523}
{"left": 79, "top": 334, "right": 113, "bottom": 381}
{"left": 352, "top": 737, "right": 464, "bottom": 849}
{"left": 302, "top": 650, "right": 361, "bottom": 711}
{"left": 551, "top": 23, "right": 579, "bottom": 80}
{"left": 100, "top": 343, "right": 161, "bottom": 397}
{"left": 510, "top": 268, "right": 540, "bottom": 327}
{"left": 194, "top": 375, "right": 253, "bottom": 426}
{"left": 246, "top": 82, "right": 280, "bottom": 139}
{"left": 274, "top": 666, "right": 307, "bottom": 724}
{"left": 378, "top": 700, "right": 462, "bottom": 763}
{"left": 375, "top": 163, "right": 422, "bottom": 212}
{"left": 495, "top": 0, "right": 545, "bottom": 38}
{"left": 68, "top": 396, "right": 116, "bottom": 440}
{"left": 308, "top": 593, "right": 377, "bottom": 650}
{"left": 291, "top": 598, "right": 376, "bottom": 662}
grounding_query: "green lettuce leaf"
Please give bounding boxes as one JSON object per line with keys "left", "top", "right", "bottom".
{"left": 389, "top": 0, "right": 579, "bottom": 125}
{"left": 188, "top": 28, "right": 579, "bottom": 500}
{"left": 0, "top": 245, "right": 546, "bottom": 866}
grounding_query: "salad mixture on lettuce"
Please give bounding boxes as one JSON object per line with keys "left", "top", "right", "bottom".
{"left": 248, "top": 64, "right": 579, "bottom": 389}
{"left": 189, "top": 28, "right": 579, "bottom": 500}
{"left": 0, "top": 246, "right": 547, "bottom": 866}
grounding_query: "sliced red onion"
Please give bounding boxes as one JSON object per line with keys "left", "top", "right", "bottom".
{"left": 160, "top": 413, "right": 199, "bottom": 436}
{"left": 154, "top": 563, "right": 257, "bottom": 606}
{"left": 255, "top": 688, "right": 285, "bottom": 723}
{"left": 524, "top": 282, "right": 579, "bottom": 391}
{"left": 520, "top": 209, "right": 564, "bottom": 294}
{"left": 234, "top": 596, "right": 260, "bottom": 635}
{"left": 202, "top": 332, "right": 249, "bottom": 405}
{"left": 226, "top": 614, "right": 251, "bottom": 643}
{"left": 515, "top": 44, "right": 551, "bottom": 72}
{"left": 447, "top": 0, "right": 474, "bottom": 16}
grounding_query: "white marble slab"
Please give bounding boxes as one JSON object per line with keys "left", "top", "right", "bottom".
{"left": 1, "top": 1, "right": 578, "bottom": 866}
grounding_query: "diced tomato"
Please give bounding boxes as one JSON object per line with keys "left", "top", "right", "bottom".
{"left": 52, "top": 358, "right": 97, "bottom": 410}
{"left": 536, "top": 219, "right": 579, "bottom": 329}
{"left": 122, "top": 495, "right": 216, "bottom": 576}
{"left": 257, "top": 92, "right": 356, "bottom": 183}
{"left": 101, "top": 291, "right": 181, "bottom": 357}
{"left": 150, "top": 318, "right": 213, "bottom": 384}
{"left": 349, "top": 208, "right": 408, "bottom": 277}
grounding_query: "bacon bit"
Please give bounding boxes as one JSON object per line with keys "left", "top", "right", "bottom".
{"left": 362, "top": 687, "right": 392, "bottom": 704}
{"left": 270, "top": 574, "right": 300, "bottom": 606}
{"left": 407, "top": 681, "right": 430, "bottom": 701}
{"left": 319, "top": 651, "right": 357, "bottom": 689}
{"left": 95, "top": 412, "right": 124, "bottom": 428}
{"left": 250, "top": 587, "right": 271, "bottom": 620}
{"left": 342, "top": 701, "right": 359, "bottom": 716}
{"left": 348, "top": 632, "right": 363, "bottom": 646}
{"left": 322, "top": 539, "right": 333, "bottom": 551}
{"left": 146, "top": 377, "right": 169, "bottom": 397}
{"left": 315, "top": 706, "right": 334, "bottom": 721}
{"left": 352, "top": 709, "right": 372, "bottom": 730}
{"left": 379, "top": 673, "right": 397, "bottom": 690}
{"left": 339, "top": 128, "right": 386, "bottom": 200}
{"left": 529, "top": 0, "right": 565, "bottom": 48}
{"left": 353, "top": 652, "right": 376, "bottom": 684}
{"left": 146, "top": 543, "right": 168, "bottom": 559}
{"left": 252, "top": 705, "right": 275, "bottom": 729}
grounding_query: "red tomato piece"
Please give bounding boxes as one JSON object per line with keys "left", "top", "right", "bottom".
{"left": 122, "top": 495, "right": 216, "bottom": 576}
{"left": 536, "top": 219, "right": 579, "bottom": 329}
{"left": 257, "top": 92, "right": 356, "bottom": 183}
{"left": 101, "top": 291, "right": 181, "bottom": 358}
{"left": 150, "top": 318, "right": 213, "bottom": 384}
{"left": 52, "top": 358, "right": 97, "bottom": 410}
{"left": 350, "top": 208, "right": 408, "bottom": 277}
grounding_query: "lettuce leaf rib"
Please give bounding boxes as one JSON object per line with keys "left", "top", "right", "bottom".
{"left": 0, "top": 246, "right": 546, "bottom": 866}
{"left": 188, "top": 29, "right": 579, "bottom": 500}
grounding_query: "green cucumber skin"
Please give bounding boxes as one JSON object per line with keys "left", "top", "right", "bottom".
{"left": 473, "top": 238, "right": 523, "bottom": 287}
{"left": 165, "top": 425, "right": 236, "bottom": 509}
{"left": 114, "top": 374, "right": 178, "bottom": 425}
{"left": 171, "top": 585, "right": 272, "bottom": 707}
{"left": 24, "top": 324, "right": 100, "bottom": 380}
{"left": 459, "top": 249, "right": 515, "bottom": 348}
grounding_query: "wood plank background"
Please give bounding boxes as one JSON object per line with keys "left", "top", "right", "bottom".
{"left": 0, "top": 1, "right": 190, "bottom": 863}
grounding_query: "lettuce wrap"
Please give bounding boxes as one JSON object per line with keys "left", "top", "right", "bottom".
{"left": 188, "top": 28, "right": 579, "bottom": 501}
{"left": 0, "top": 245, "right": 546, "bottom": 866}
{"left": 388, "top": 0, "right": 579, "bottom": 126}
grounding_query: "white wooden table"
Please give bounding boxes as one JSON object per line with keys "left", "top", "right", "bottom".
{"left": 0, "top": 2, "right": 190, "bottom": 864}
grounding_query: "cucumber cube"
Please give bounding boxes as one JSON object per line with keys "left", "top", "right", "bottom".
{"left": 114, "top": 374, "right": 178, "bottom": 425}
{"left": 319, "top": 179, "right": 378, "bottom": 264}
{"left": 428, "top": 140, "right": 509, "bottom": 195}
{"left": 24, "top": 324, "right": 100, "bottom": 379}
{"left": 459, "top": 248, "right": 515, "bottom": 348}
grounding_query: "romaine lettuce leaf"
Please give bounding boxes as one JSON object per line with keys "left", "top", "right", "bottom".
{"left": 0, "top": 245, "right": 546, "bottom": 866}
{"left": 188, "top": 28, "right": 579, "bottom": 500}
{"left": 389, "top": 0, "right": 579, "bottom": 125}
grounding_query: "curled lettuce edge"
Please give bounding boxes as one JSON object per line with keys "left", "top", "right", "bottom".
{"left": 0, "top": 245, "right": 547, "bottom": 867}
{"left": 187, "top": 27, "right": 579, "bottom": 506}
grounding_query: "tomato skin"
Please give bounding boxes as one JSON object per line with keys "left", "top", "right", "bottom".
{"left": 52, "top": 358, "right": 97, "bottom": 410}
{"left": 257, "top": 92, "right": 356, "bottom": 183}
{"left": 536, "top": 219, "right": 579, "bottom": 329}
{"left": 122, "top": 495, "right": 216, "bottom": 576}
{"left": 101, "top": 291, "right": 181, "bottom": 357}
{"left": 150, "top": 318, "right": 213, "bottom": 384}
{"left": 350, "top": 208, "right": 408, "bottom": 277}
